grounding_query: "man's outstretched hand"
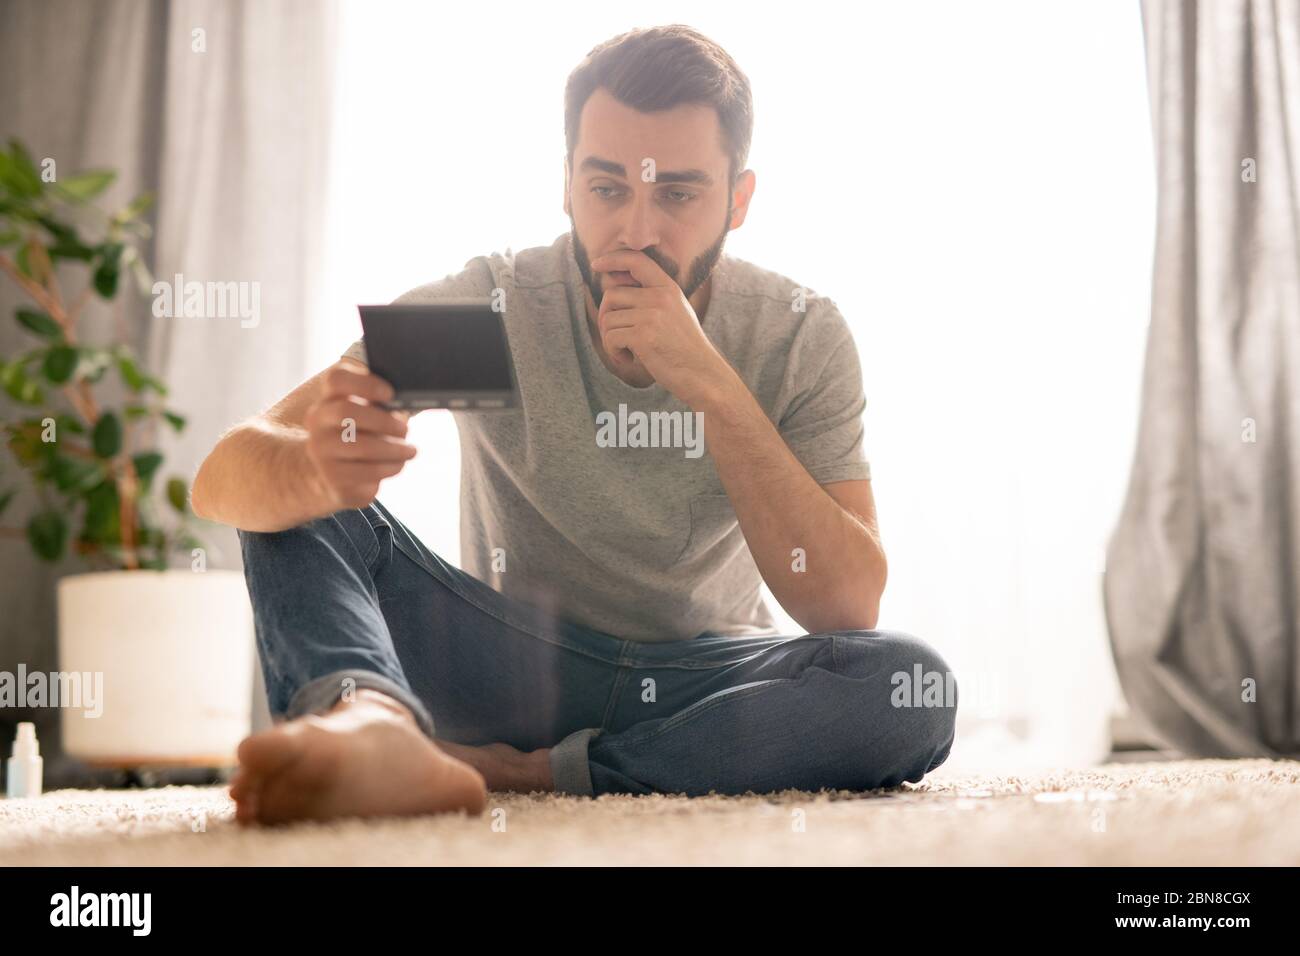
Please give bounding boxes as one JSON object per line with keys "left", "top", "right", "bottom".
{"left": 303, "top": 360, "right": 417, "bottom": 510}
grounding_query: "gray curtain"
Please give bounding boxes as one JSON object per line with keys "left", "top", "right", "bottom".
{"left": 0, "top": 0, "right": 336, "bottom": 779}
{"left": 1105, "top": 0, "right": 1300, "bottom": 757}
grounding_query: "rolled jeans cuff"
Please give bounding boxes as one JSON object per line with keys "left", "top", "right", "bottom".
{"left": 549, "top": 727, "right": 601, "bottom": 796}
{"left": 285, "top": 669, "right": 437, "bottom": 741}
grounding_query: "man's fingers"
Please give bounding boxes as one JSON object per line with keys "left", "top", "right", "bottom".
{"left": 598, "top": 305, "right": 645, "bottom": 336}
{"left": 590, "top": 250, "right": 669, "bottom": 287}
{"left": 322, "top": 364, "right": 395, "bottom": 405}
{"left": 332, "top": 458, "right": 410, "bottom": 482}
{"left": 318, "top": 433, "right": 418, "bottom": 463}
{"left": 308, "top": 397, "right": 409, "bottom": 439}
{"left": 603, "top": 327, "right": 640, "bottom": 366}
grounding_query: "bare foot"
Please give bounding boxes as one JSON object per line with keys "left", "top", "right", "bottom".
{"left": 229, "top": 690, "right": 487, "bottom": 825}
{"left": 438, "top": 740, "right": 554, "bottom": 794}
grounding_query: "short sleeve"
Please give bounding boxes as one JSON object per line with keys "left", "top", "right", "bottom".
{"left": 340, "top": 337, "right": 367, "bottom": 365}
{"left": 338, "top": 255, "right": 497, "bottom": 366}
{"left": 777, "top": 298, "right": 872, "bottom": 484}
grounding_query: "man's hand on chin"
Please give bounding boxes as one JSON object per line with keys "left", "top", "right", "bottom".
{"left": 591, "top": 250, "right": 737, "bottom": 409}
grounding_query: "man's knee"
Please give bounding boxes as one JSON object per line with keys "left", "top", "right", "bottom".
{"left": 237, "top": 505, "right": 377, "bottom": 568}
{"left": 833, "top": 628, "right": 959, "bottom": 777}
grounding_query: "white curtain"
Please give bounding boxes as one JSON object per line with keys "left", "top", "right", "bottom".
{"left": 151, "top": 0, "right": 338, "bottom": 568}
{"left": 323, "top": 0, "right": 1155, "bottom": 769}
{"left": 1106, "top": 0, "right": 1300, "bottom": 758}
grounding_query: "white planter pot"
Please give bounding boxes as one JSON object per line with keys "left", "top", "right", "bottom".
{"left": 57, "top": 569, "right": 254, "bottom": 767}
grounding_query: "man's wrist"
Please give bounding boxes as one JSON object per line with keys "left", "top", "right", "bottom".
{"left": 282, "top": 426, "right": 339, "bottom": 517}
{"left": 688, "top": 361, "right": 759, "bottom": 431}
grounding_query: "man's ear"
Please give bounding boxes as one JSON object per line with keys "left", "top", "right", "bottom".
{"left": 562, "top": 155, "right": 572, "bottom": 217}
{"left": 728, "top": 169, "right": 756, "bottom": 230}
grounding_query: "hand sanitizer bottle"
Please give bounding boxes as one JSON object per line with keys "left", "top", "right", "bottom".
{"left": 6, "top": 722, "right": 43, "bottom": 799}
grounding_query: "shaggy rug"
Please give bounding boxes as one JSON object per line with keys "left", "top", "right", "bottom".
{"left": 0, "top": 758, "right": 1294, "bottom": 866}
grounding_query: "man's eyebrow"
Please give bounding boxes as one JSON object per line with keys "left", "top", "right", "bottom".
{"left": 580, "top": 156, "right": 628, "bottom": 178}
{"left": 656, "top": 168, "right": 714, "bottom": 186}
{"left": 579, "top": 156, "right": 714, "bottom": 186}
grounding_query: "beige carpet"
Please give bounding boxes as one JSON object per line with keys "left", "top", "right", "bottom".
{"left": 0, "top": 758, "right": 1295, "bottom": 865}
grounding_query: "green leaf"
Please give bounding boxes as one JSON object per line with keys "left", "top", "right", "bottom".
{"left": 0, "top": 197, "right": 34, "bottom": 220}
{"left": 56, "top": 169, "right": 115, "bottom": 202}
{"left": 50, "top": 456, "right": 103, "bottom": 494}
{"left": 17, "top": 237, "right": 51, "bottom": 285}
{"left": 0, "top": 141, "right": 43, "bottom": 198}
{"left": 36, "top": 215, "right": 76, "bottom": 243}
{"left": 0, "top": 153, "right": 25, "bottom": 197}
{"left": 81, "top": 480, "right": 120, "bottom": 542}
{"left": 91, "top": 412, "right": 121, "bottom": 458}
{"left": 5, "top": 419, "right": 45, "bottom": 464}
{"left": 0, "top": 488, "right": 14, "bottom": 518}
{"left": 113, "top": 192, "right": 154, "bottom": 224}
{"left": 8, "top": 141, "right": 44, "bottom": 189}
{"left": 166, "top": 476, "right": 189, "bottom": 514}
{"left": 92, "top": 241, "right": 125, "bottom": 298}
{"left": 15, "top": 241, "right": 32, "bottom": 278}
{"left": 163, "top": 410, "right": 186, "bottom": 432}
{"left": 124, "top": 404, "right": 150, "bottom": 420}
{"left": 15, "top": 308, "right": 63, "bottom": 340}
{"left": 115, "top": 352, "right": 145, "bottom": 391}
{"left": 27, "top": 509, "right": 67, "bottom": 561}
{"left": 93, "top": 257, "right": 120, "bottom": 298}
{"left": 132, "top": 451, "right": 163, "bottom": 487}
{"left": 1, "top": 360, "right": 45, "bottom": 404}
{"left": 42, "top": 345, "right": 78, "bottom": 383}
{"left": 48, "top": 239, "right": 95, "bottom": 262}
{"left": 37, "top": 216, "right": 95, "bottom": 260}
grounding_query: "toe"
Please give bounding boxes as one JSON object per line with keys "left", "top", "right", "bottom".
{"left": 237, "top": 724, "right": 308, "bottom": 777}
{"left": 233, "top": 787, "right": 260, "bottom": 826}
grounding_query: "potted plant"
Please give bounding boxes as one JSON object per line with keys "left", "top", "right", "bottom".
{"left": 0, "top": 138, "right": 252, "bottom": 768}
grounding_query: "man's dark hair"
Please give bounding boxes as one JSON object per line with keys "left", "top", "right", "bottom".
{"left": 564, "top": 24, "right": 754, "bottom": 189}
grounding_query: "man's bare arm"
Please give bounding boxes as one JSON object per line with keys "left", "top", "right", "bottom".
{"left": 191, "top": 358, "right": 416, "bottom": 532}
{"left": 693, "top": 367, "right": 887, "bottom": 633}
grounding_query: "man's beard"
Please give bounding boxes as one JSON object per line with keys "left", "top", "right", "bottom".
{"left": 569, "top": 201, "right": 732, "bottom": 312}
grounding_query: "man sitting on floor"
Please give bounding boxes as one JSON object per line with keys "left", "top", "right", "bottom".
{"left": 193, "top": 23, "right": 957, "bottom": 825}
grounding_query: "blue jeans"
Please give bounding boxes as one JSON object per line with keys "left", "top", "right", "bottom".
{"left": 237, "top": 500, "right": 957, "bottom": 796}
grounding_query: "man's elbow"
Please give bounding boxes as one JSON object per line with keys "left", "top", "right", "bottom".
{"left": 800, "top": 582, "right": 884, "bottom": 633}
{"left": 189, "top": 453, "right": 217, "bottom": 521}
{"left": 835, "top": 595, "right": 882, "bottom": 632}
{"left": 190, "top": 426, "right": 243, "bottom": 522}
{"left": 819, "top": 555, "right": 887, "bottom": 632}
{"left": 853, "top": 600, "right": 881, "bottom": 632}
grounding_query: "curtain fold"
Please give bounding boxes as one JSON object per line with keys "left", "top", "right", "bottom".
{"left": 1106, "top": 0, "right": 1300, "bottom": 757}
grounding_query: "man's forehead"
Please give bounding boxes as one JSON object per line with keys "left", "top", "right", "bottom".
{"left": 574, "top": 88, "right": 727, "bottom": 178}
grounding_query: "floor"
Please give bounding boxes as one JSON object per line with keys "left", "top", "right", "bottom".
{"left": 0, "top": 758, "right": 1295, "bottom": 865}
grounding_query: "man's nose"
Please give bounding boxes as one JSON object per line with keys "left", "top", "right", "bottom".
{"left": 617, "top": 191, "right": 661, "bottom": 251}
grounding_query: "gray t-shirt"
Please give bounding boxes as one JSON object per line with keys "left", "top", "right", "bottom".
{"left": 342, "top": 232, "right": 870, "bottom": 642}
